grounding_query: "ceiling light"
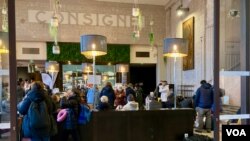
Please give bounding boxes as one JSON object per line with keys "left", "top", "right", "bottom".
{"left": 52, "top": 42, "right": 60, "bottom": 54}
{"left": 228, "top": 9, "right": 240, "bottom": 18}
{"left": 80, "top": 34, "right": 107, "bottom": 57}
{"left": 80, "top": 35, "right": 107, "bottom": 86}
{"left": 176, "top": 5, "right": 189, "bottom": 16}
{"left": 116, "top": 64, "right": 129, "bottom": 73}
{"left": 82, "top": 63, "right": 93, "bottom": 73}
{"left": 28, "top": 60, "right": 36, "bottom": 73}
{"left": 163, "top": 38, "right": 188, "bottom": 108}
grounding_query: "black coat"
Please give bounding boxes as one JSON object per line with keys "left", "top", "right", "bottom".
{"left": 125, "top": 87, "right": 136, "bottom": 98}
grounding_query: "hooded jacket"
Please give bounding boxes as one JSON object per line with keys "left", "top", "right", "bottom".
{"left": 195, "top": 83, "right": 214, "bottom": 109}
{"left": 17, "top": 83, "right": 53, "bottom": 138}
{"left": 18, "top": 84, "right": 53, "bottom": 115}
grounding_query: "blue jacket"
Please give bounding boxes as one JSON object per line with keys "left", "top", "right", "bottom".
{"left": 195, "top": 83, "right": 214, "bottom": 109}
{"left": 87, "top": 87, "right": 100, "bottom": 106}
{"left": 100, "top": 86, "right": 115, "bottom": 108}
{"left": 17, "top": 85, "right": 53, "bottom": 138}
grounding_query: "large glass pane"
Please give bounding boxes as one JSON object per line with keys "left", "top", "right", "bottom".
{"left": 220, "top": 0, "right": 241, "bottom": 71}
{"left": 0, "top": 0, "right": 10, "bottom": 139}
{"left": 62, "top": 64, "right": 116, "bottom": 90}
{"left": 220, "top": 0, "right": 243, "bottom": 130}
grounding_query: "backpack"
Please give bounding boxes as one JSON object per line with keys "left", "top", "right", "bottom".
{"left": 78, "top": 104, "right": 91, "bottom": 125}
{"left": 28, "top": 100, "right": 50, "bottom": 130}
{"left": 64, "top": 108, "right": 78, "bottom": 129}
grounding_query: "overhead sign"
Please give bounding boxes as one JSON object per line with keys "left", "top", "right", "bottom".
{"left": 28, "top": 10, "right": 145, "bottom": 28}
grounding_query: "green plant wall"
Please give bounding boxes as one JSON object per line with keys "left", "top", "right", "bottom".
{"left": 47, "top": 42, "right": 130, "bottom": 64}
{"left": 47, "top": 42, "right": 86, "bottom": 62}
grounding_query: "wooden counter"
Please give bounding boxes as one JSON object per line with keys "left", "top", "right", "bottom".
{"left": 79, "top": 109, "right": 195, "bottom": 141}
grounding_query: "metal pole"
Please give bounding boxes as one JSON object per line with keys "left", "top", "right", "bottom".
{"left": 87, "top": 72, "right": 89, "bottom": 84}
{"left": 240, "top": 0, "right": 250, "bottom": 125}
{"left": 174, "top": 56, "right": 177, "bottom": 108}
{"left": 93, "top": 55, "right": 96, "bottom": 86}
{"left": 8, "top": 0, "right": 18, "bottom": 139}
{"left": 51, "top": 72, "right": 54, "bottom": 89}
{"left": 213, "top": 0, "right": 220, "bottom": 140}
{"left": 121, "top": 72, "right": 123, "bottom": 84}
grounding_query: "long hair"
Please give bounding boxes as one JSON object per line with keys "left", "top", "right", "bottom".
{"left": 31, "top": 81, "right": 44, "bottom": 90}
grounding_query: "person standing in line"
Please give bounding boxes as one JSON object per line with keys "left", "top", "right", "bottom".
{"left": 159, "top": 81, "right": 169, "bottom": 108}
{"left": 93, "top": 85, "right": 100, "bottom": 109}
{"left": 96, "top": 96, "right": 111, "bottom": 111}
{"left": 194, "top": 80, "right": 214, "bottom": 133}
{"left": 154, "top": 81, "right": 163, "bottom": 99}
{"left": 99, "top": 82, "right": 115, "bottom": 109}
{"left": 125, "top": 83, "right": 136, "bottom": 99}
{"left": 60, "top": 89, "right": 80, "bottom": 141}
{"left": 17, "top": 81, "right": 54, "bottom": 141}
{"left": 24, "top": 78, "right": 35, "bottom": 94}
{"left": 17, "top": 79, "right": 25, "bottom": 104}
{"left": 122, "top": 94, "right": 139, "bottom": 111}
{"left": 134, "top": 83, "right": 143, "bottom": 109}
{"left": 114, "top": 86, "right": 126, "bottom": 108}
{"left": 87, "top": 84, "right": 99, "bottom": 109}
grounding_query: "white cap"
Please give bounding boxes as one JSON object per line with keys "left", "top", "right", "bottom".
{"left": 100, "top": 96, "right": 109, "bottom": 103}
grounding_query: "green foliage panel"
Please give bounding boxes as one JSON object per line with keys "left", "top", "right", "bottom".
{"left": 47, "top": 42, "right": 130, "bottom": 63}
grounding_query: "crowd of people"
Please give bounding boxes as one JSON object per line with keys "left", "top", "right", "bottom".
{"left": 15, "top": 77, "right": 220, "bottom": 140}
{"left": 15, "top": 78, "right": 164, "bottom": 141}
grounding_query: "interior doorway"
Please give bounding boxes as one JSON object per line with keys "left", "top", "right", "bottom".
{"left": 129, "top": 64, "right": 156, "bottom": 96}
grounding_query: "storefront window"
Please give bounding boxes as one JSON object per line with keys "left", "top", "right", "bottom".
{"left": 0, "top": 0, "right": 10, "bottom": 139}
{"left": 62, "top": 64, "right": 115, "bottom": 90}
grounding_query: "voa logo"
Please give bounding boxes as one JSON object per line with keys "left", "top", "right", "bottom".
{"left": 226, "top": 129, "right": 247, "bottom": 136}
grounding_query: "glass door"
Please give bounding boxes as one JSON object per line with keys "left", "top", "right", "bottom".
{"left": 0, "top": 0, "right": 11, "bottom": 140}
{"left": 0, "top": 0, "right": 17, "bottom": 140}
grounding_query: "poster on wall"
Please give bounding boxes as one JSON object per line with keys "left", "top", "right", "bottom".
{"left": 183, "top": 17, "right": 195, "bottom": 70}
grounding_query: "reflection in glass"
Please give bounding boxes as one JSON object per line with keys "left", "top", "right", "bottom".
{"left": 0, "top": 0, "right": 10, "bottom": 139}
{"left": 220, "top": 0, "right": 241, "bottom": 71}
{"left": 63, "top": 64, "right": 115, "bottom": 90}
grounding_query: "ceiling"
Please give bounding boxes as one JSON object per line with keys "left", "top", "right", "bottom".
{"left": 95, "top": 0, "right": 170, "bottom": 6}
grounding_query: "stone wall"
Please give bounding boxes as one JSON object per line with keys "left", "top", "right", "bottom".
{"left": 164, "top": 0, "right": 241, "bottom": 106}
{"left": 15, "top": 0, "right": 165, "bottom": 45}
{"left": 164, "top": 0, "right": 208, "bottom": 90}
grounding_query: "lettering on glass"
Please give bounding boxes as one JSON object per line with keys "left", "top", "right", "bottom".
{"left": 28, "top": 10, "right": 145, "bottom": 28}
